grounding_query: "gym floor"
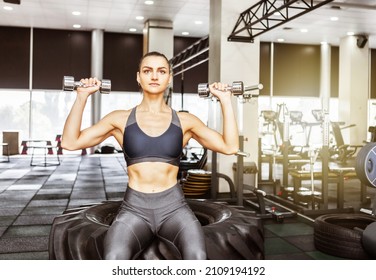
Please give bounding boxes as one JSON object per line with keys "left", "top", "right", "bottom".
{"left": 0, "top": 154, "right": 374, "bottom": 260}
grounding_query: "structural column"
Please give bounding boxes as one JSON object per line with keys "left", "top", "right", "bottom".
{"left": 143, "top": 20, "right": 174, "bottom": 103}
{"left": 143, "top": 20, "right": 173, "bottom": 59}
{"left": 208, "top": 0, "right": 260, "bottom": 193}
{"left": 320, "top": 42, "right": 331, "bottom": 113}
{"left": 90, "top": 29, "right": 104, "bottom": 153}
{"left": 338, "top": 35, "right": 369, "bottom": 144}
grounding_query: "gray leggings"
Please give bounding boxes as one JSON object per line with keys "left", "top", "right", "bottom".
{"left": 103, "top": 185, "right": 207, "bottom": 260}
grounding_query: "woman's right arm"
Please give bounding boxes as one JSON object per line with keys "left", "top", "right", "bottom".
{"left": 61, "top": 78, "right": 115, "bottom": 151}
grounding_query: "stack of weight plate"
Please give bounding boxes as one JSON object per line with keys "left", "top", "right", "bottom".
{"left": 182, "top": 169, "right": 211, "bottom": 197}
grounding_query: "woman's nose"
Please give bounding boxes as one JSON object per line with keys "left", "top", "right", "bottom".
{"left": 151, "top": 71, "right": 158, "bottom": 79}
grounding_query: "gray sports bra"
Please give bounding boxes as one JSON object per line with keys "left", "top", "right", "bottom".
{"left": 122, "top": 107, "right": 183, "bottom": 167}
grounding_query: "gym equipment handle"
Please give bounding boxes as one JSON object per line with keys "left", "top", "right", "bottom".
{"left": 62, "top": 76, "right": 111, "bottom": 94}
{"left": 236, "top": 150, "right": 250, "bottom": 157}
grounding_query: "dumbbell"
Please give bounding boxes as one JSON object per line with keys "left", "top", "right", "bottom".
{"left": 62, "top": 76, "right": 111, "bottom": 94}
{"left": 197, "top": 81, "right": 263, "bottom": 98}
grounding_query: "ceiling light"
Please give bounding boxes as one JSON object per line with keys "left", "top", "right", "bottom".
{"left": 136, "top": 16, "right": 144, "bottom": 20}
{"left": 3, "top": 6, "right": 13, "bottom": 11}
{"left": 129, "top": 28, "right": 137, "bottom": 32}
{"left": 347, "top": 31, "right": 355, "bottom": 36}
{"left": 277, "top": 38, "right": 285, "bottom": 42}
{"left": 330, "top": 16, "right": 339, "bottom": 21}
{"left": 330, "top": 5, "right": 341, "bottom": 10}
{"left": 73, "top": 24, "right": 81, "bottom": 29}
{"left": 194, "top": 20, "right": 203, "bottom": 25}
{"left": 144, "top": 0, "right": 154, "bottom": 5}
{"left": 182, "top": 31, "right": 190, "bottom": 36}
{"left": 72, "top": 11, "right": 81, "bottom": 16}
{"left": 300, "top": 28, "right": 308, "bottom": 33}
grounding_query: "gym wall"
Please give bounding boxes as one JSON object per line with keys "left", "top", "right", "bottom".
{"left": 0, "top": 26, "right": 375, "bottom": 97}
{"left": 0, "top": 26, "right": 30, "bottom": 89}
{"left": 33, "top": 28, "right": 92, "bottom": 90}
{"left": 260, "top": 42, "right": 340, "bottom": 98}
{"left": 172, "top": 36, "right": 209, "bottom": 94}
{"left": 0, "top": 26, "right": 208, "bottom": 93}
{"left": 372, "top": 49, "right": 376, "bottom": 99}
{"left": 103, "top": 32, "right": 143, "bottom": 92}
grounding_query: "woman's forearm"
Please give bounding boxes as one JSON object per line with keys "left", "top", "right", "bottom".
{"left": 219, "top": 97, "right": 239, "bottom": 154}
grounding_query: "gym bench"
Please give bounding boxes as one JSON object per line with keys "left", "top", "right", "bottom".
{"left": 26, "top": 140, "right": 60, "bottom": 167}
{"left": 0, "top": 143, "right": 9, "bottom": 163}
{"left": 289, "top": 168, "right": 366, "bottom": 209}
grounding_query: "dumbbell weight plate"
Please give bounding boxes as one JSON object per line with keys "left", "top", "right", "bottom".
{"left": 355, "top": 142, "right": 376, "bottom": 188}
{"left": 198, "top": 83, "right": 210, "bottom": 97}
{"left": 231, "top": 81, "right": 244, "bottom": 96}
{"left": 100, "top": 79, "right": 111, "bottom": 94}
{"left": 63, "top": 76, "right": 75, "bottom": 91}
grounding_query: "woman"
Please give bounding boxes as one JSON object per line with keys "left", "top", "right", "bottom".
{"left": 61, "top": 51, "right": 239, "bottom": 260}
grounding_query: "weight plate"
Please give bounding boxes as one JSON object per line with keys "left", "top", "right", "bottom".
{"left": 187, "top": 169, "right": 211, "bottom": 175}
{"left": 183, "top": 192, "right": 208, "bottom": 196}
{"left": 185, "top": 177, "right": 211, "bottom": 183}
{"left": 183, "top": 188, "right": 210, "bottom": 193}
{"left": 355, "top": 142, "right": 376, "bottom": 188}
{"left": 183, "top": 183, "right": 210, "bottom": 187}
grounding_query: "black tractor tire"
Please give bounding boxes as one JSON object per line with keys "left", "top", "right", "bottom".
{"left": 314, "top": 213, "right": 376, "bottom": 259}
{"left": 362, "top": 221, "right": 376, "bottom": 259}
{"left": 49, "top": 200, "right": 264, "bottom": 260}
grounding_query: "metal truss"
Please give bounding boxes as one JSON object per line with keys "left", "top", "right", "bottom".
{"left": 170, "top": 35, "right": 209, "bottom": 76}
{"left": 227, "top": 0, "right": 334, "bottom": 43}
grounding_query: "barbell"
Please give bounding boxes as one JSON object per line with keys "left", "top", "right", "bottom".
{"left": 198, "top": 81, "right": 263, "bottom": 98}
{"left": 62, "top": 76, "right": 111, "bottom": 94}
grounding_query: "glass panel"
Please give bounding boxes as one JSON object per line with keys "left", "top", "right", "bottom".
{"left": 30, "top": 90, "right": 92, "bottom": 154}
{"left": 0, "top": 90, "right": 30, "bottom": 148}
{"left": 258, "top": 96, "right": 339, "bottom": 149}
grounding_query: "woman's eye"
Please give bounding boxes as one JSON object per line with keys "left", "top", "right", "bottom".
{"left": 143, "top": 70, "right": 150, "bottom": 74}
{"left": 159, "top": 70, "right": 166, "bottom": 74}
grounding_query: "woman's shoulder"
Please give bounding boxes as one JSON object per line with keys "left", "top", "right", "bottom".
{"left": 102, "top": 108, "right": 133, "bottom": 126}
{"left": 177, "top": 110, "right": 204, "bottom": 127}
{"left": 106, "top": 108, "right": 133, "bottom": 118}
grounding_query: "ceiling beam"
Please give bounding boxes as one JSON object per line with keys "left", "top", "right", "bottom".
{"left": 227, "top": 0, "right": 334, "bottom": 43}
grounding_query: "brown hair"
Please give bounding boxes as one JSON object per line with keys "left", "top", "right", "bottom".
{"left": 138, "top": 51, "right": 172, "bottom": 73}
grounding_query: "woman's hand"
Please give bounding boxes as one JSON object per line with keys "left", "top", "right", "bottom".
{"left": 208, "top": 82, "right": 232, "bottom": 102}
{"left": 76, "top": 77, "right": 102, "bottom": 98}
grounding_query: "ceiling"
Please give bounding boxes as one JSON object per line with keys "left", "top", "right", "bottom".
{"left": 1, "top": 0, "right": 376, "bottom": 48}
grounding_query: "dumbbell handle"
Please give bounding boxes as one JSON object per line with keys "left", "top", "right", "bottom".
{"left": 198, "top": 81, "right": 263, "bottom": 98}
{"left": 244, "top": 84, "right": 264, "bottom": 92}
{"left": 62, "top": 76, "right": 111, "bottom": 94}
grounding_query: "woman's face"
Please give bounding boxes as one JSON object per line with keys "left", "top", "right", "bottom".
{"left": 137, "top": 55, "right": 172, "bottom": 94}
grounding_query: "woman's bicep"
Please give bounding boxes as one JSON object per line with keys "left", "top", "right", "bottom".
{"left": 79, "top": 124, "right": 114, "bottom": 148}
{"left": 62, "top": 114, "right": 117, "bottom": 150}
{"left": 189, "top": 117, "right": 226, "bottom": 153}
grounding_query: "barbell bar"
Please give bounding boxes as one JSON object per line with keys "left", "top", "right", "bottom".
{"left": 62, "top": 76, "right": 111, "bottom": 94}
